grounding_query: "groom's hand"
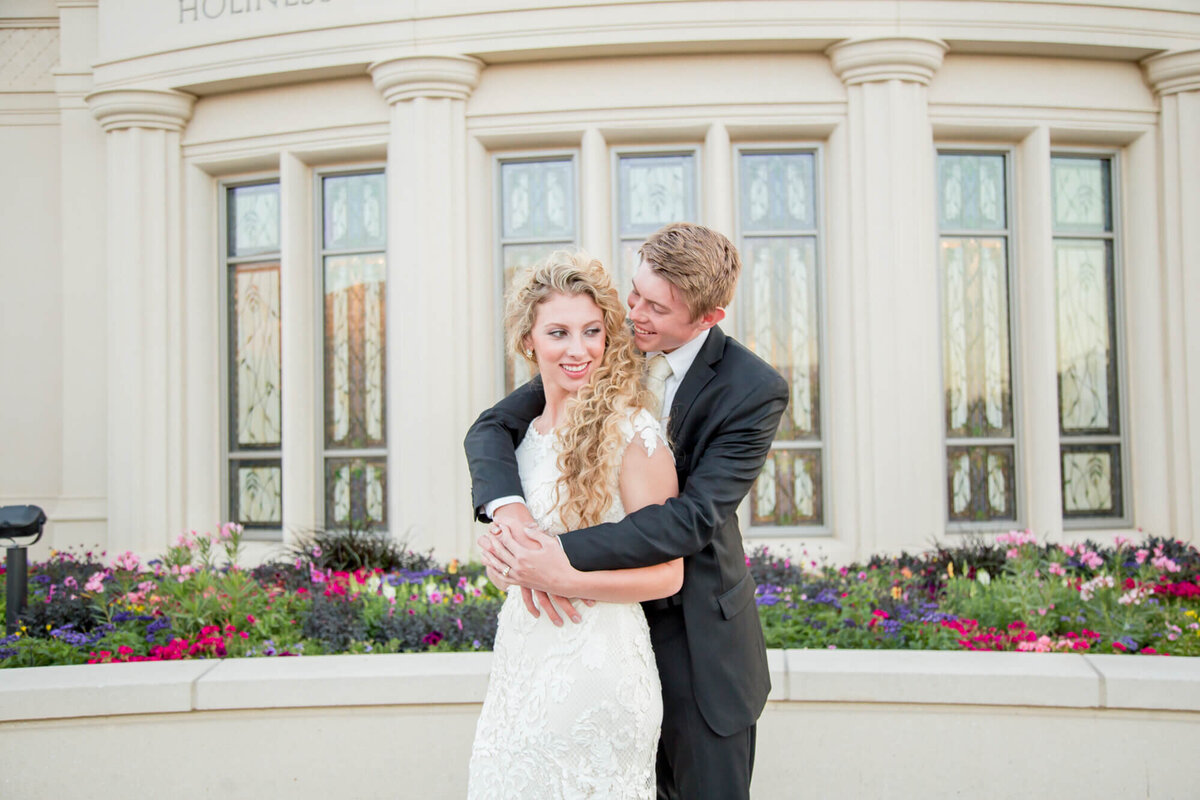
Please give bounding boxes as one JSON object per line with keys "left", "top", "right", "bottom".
{"left": 480, "top": 522, "right": 590, "bottom": 626}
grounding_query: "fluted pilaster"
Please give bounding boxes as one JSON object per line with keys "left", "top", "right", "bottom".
{"left": 1143, "top": 49, "right": 1200, "bottom": 540}
{"left": 828, "top": 38, "right": 947, "bottom": 549}
{"left": 369, "top": 56, "right": 482, "bottom": 554}
{"left": 87, "top": 88, "right": 195, "bottom": 555}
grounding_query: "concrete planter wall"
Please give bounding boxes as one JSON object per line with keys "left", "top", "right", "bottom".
{"left": 1, "top": 650, "right": 1197, "bottom": 798}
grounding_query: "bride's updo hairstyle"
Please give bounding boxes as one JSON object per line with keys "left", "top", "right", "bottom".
{"left": 505, "top": 251, "right": 653, "bottom": 529}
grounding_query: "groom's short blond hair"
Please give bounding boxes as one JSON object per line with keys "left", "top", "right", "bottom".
{"left": 638, "top": 223, "right": 741, "bottom": 320}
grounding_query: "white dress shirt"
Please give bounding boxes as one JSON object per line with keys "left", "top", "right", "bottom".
{"left": 484, "top": 328, "right": 711, "bottom": 521}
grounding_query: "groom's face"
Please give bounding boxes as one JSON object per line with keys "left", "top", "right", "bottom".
{"left": 627, "top": 260, "right": 709, "bottom": 354}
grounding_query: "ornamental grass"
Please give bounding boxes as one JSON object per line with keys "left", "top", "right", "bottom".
{"left": 1, "top": 527, "right": 1198, "bottom": 667}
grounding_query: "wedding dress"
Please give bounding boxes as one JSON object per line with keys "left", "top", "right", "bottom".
{"left": 467, "top": 408, "right": 666, "bottom": 799}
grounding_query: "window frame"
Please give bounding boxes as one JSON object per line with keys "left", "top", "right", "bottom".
{"left": 218, "top": 173, "right": 285, "bottom": 541}
{"left": 733, "top": 142, "right": 832, "bottom": 537}
{"left": 935, "top": 144, "right": 1028, "bottom": 534}
{"left": 313, "top": 163, "right": 390, "bottom": 534}
{"left": 610, "top": 144, "right": 703, "bottom": 299}
{"left": 1051, "top": 147, "right": 1133, "bottom": 529}
{"left": 491, "top": 149, "right": 582, "bottom": 394}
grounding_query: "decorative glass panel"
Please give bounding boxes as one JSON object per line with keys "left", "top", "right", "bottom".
{"left": 232, "top": 461, "right": 282, "bottom": 526}
{"left": 740, "top": 153, "right": 815, "bottom": 231}
{"left": 938, "top": 152, "right": 1017, "bottom": 525}
{"left": 1056, "top": 240, "right": 1117, "bottom": 434}
{"left": 323, "top": 173, "right": 386, "bottom": 250}
{"left": 321, "top": 170, "right": 388, "bottom": 533}
{"left": 938, "top": 155, "right": 1005, "bottom": 230}
{"left": 1053, "top": 154, "right": 1125, "bottom": 522}
{"left": 231, "top": 262, "right": 282, "bottom": 448}
{"left": 618, "top": 154, "right": 696, "bottom": 235}
{"left": 498, "top": 157, "right": 578, "bottom": 392}
{"left": 502, "top": 243, "right": 560, "bottom": 295}
{"left": 1062, "top": 445, "right": 1123, "bottom": 517}
{"left": 224, "top": 180, "right": 282, "bottom": 533}
{"left": 752, "top": 449, "right": 822, "bottom": 526}
{"left": 325, "top": 457, "right": 388, "bottom": 530}
{"left": 742, "top": 237, "right": 820, "bottom": 439}
{"left": 228, "top": 183, "right": 280, "bottom": 257}
{"left": 501, "top": 160, "right": 575, "bottom": 240}
{"left": 1052, "top": 157, "right": 1111, "bottom": 233}
{"left": 947, "top": 446, "right": 1016, "bottom": 522}
{"left": 740, "top": 150, "right": 824, "bottom": 528}
{"left": 941, "top": 238, "right": 1013, "bottom": 438}
{"left": 324, "top": 254, "right": 387, "bottom": 449}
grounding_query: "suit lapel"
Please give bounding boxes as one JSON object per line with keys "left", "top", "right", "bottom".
{"left": 666, "top": 326, "right": 725, "bottom": 442}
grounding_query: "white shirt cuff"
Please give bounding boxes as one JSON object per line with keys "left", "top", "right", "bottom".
{"left": 483, "top": 496, "right": 526, "bottom": 520}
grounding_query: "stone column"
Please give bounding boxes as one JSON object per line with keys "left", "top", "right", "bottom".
{"left": 86, "top": 88, "right": 195, "bottom": 557}
{"left": 1143, "top": 49, "right": 1200, "bottom": 541}
{"left": 828, "top": 37, "right": 947, "bottom": 553}
{"left": 370, "top": 55, "right": 482, "bottom": 555}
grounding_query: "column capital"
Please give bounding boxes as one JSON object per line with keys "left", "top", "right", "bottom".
{"left": 1143, "top": 49, "right": 1200, "bottom": 96}
{"left": 369, "top": 55, "right": 483, "bottom": 104}
{"left": 86, "top": 88, "right": 195, "bottom": 133}
{"left": 828, "top": 37, "right": 948, "bottom": 87}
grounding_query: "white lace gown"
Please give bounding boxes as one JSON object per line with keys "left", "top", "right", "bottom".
{"left": 467, "top": 408, "right": 667, "bottom": 800}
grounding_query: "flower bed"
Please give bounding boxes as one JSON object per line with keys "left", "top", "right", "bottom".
{"left": 753, "top": 531, "right": 1200, "bottom": 656}
{"left": 1, "top": 526, "right": 1198, "bottom": 667}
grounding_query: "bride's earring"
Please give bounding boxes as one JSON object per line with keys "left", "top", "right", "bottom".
{"left": 524, "top": 348, "right": 534, "bottom": 360}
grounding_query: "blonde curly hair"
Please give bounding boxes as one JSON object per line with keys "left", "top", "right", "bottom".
{"left": 505, "top": 251, "right": 654, "bottom": 530}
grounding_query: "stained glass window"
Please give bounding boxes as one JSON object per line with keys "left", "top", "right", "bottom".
{"left": 1053, "top": 155, "right": 1125, "bottom": 521}
{"left": 497, "top": 156, "right": 579, "bottom": 391}
{"left": 225, "top": 181, "right": 283, "bottom": 529}
{"left": 738, "top": 150, "right": 824, "bottom": 528}
{"left": 938, "top": 153, "right": 1018, "bottom": 524}
{"left": 322, "top": 171, "right": 388, "bottom": 532}
{"left": 615, "top": 151, "right": 698, "bottom": 296}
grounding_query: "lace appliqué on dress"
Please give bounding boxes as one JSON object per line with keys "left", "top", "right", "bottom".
{"left": 466, "top": 407, "right": 665, "bottom": 800}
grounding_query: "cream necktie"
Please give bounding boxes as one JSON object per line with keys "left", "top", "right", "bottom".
{"left": 645, "top": 354, "right": 674, "bottom": 420}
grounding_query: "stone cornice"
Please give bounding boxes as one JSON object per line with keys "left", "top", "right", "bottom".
{"left": 85, "top": 88, "right": 195, "bottom": 133}
{"left": 1142, "top": 48, "right": 1200, "bottom": 96}
{"left": 369, "top": 55, "right": 483, "bottom": 105}
{"left": 827, "top": 37, "right": 948, "bottom": 87}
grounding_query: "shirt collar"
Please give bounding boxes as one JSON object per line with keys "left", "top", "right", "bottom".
{"left": 650, "top": 327, "right": 710, "bottom": 381}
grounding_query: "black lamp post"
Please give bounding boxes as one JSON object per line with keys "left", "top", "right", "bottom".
{"left": 1, "top": 505, "right": 46, "bottom": 636}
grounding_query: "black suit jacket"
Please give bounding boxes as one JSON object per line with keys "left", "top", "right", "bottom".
{"left": 464, "top": 326, "right": 789, "bottom": 736}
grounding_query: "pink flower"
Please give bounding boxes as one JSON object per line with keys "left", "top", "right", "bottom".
{"left": 1114, "top": 535, "right": 1130, "bottom": 548}
{"left": 1135, "top": 549, "right": 1149, "bottom": 565}
{"left": 1048, "top": 562, "right": 1067, "bottom": 577}
{"left": 85, "top": 571, "right": 106, "bottom": 593}
{"left": 112, "top": 551, "right": 141, "bottom": 571}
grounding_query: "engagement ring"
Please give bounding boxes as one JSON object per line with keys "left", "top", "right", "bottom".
{"left": 502, "top": 565, "right": 511, "bottom": 577}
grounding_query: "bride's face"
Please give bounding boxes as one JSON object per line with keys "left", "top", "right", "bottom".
{"left": 524, "top": 291, "right": 607, "bottom": 401}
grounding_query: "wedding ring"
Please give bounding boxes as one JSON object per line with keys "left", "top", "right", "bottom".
{"left": 502, "top": 565, "right": 511, "bottom": 577}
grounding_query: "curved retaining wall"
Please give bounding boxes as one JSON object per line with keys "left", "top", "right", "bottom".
{"left": 1, "top": 649, "right": 1198, "bottom": 798}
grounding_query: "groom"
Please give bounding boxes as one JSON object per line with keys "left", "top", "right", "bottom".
{"left": 465, "top": 222, "right": 788, "bottom": 799}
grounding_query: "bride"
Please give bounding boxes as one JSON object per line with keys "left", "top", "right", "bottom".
{"left": 467, "top": 251, "right": 680, "bottom": 799}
